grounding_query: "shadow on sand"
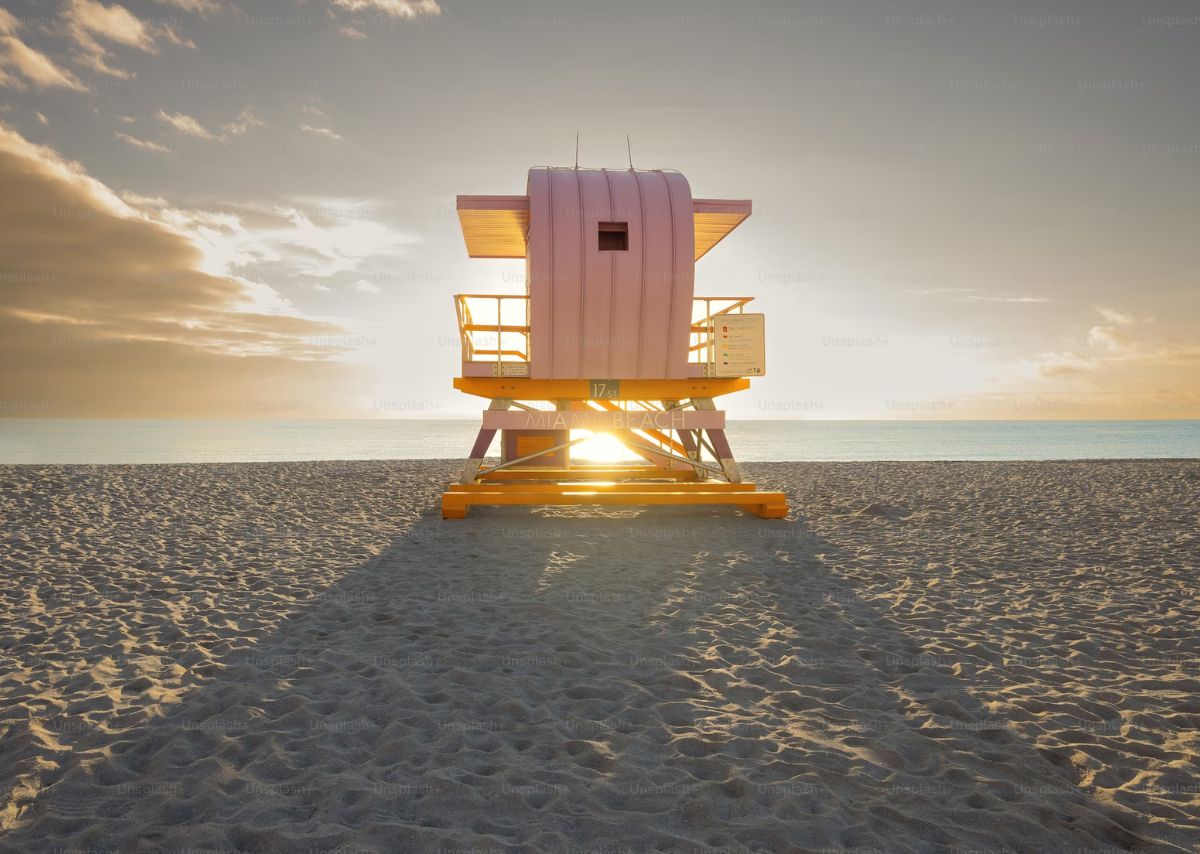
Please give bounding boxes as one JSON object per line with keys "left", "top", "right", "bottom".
{"left": 1, "top": 463, "right": 1152, "bottom": 853}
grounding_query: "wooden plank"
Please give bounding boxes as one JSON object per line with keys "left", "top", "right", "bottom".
{"left": 692, "top": 200, "right": 751, "bottom": 261}
{"left": 477, "top": 467, "right": 697, "bottom": 481}
{"left": 440, "top": 490, "right": 788, "bottom": 520}
{"left": 481, "top": 409, "right": 724, "bottom": 431}
{"left": 442, "top": 490, "right": 786, "bottom": 507}
{"left": 448, "top": 482, "right": 754, "bottom": 493}
{"left": 453, "top": 377, "right": 749, "bottom": 400}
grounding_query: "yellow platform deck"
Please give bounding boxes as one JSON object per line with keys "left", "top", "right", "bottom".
{"left": 441, "top": 481, "right": 788, "bottom": 520}
{"left": 477, "top": 466, "right": 698, "bottom": 482}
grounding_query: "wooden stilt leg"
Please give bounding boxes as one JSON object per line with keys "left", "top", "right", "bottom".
{"left": 691, "top": 397, "right": 741, "bottom": 483}
{"left": 458, "top": 398, "right": 509, "bottom": 484}
{"left": 672, "top": 421, "right": 703, "bottom": 479}
{"left": 675, "top": 428, "right": 699, "bottom": 458}
{"left": 705, "top": 428, "right": 742, "bottom": 483}
{"left": 460, "top": 429, "right": 496, "bottom": 484}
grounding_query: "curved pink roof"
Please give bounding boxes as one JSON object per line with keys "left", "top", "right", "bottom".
{"left": 454, "top": 167, "right": 753, "bottom": 380}
{"left": 456, "top": 190, "right": 750, "bottom": 261}
{"left": 526, "top": 168, "right": 694, "bottom": 379}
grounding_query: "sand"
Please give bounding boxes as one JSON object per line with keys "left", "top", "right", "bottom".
{"left": 0, "top": 459, "right": 1197, "bottom": 852}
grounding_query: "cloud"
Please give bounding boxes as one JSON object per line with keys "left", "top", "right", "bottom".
{"left": 222, "top": 106, "right": 265, "bottom": 137}
{"left": 157, "top": 108, "right": 215, "bottom": 138}
{"left": 1008, "top": 311, "right": 1199, "bottom": 414}
{"left": 155, "top": 106, "right": 265, "bottom": 142}
{"left": 145, "top": 197, "right": 419, "bottom": 281}
{"left": 339, "top": 26, "right": 368, "bottom": 39}
{"left": 1033, "top": 351, "right": 1095, "bottom": 378}
{"left": 115, "top": 131, "right": 171, "bottom": 153}
{"left": 905, "top": 288, "right": 967, "bottom": 298}
{"left": 329, "top": 0, "right": 442, "bottom": 19}
{"left": 1095, "top": 305, "right": 1134, "bottom": 325}
{"left": 69, "top": 0, "right": 157, "bottom": 51}
{"left": 0, "top": 123, "right": 357, "bottom": 416}
{"left": 0, "top": 37, "right": 87, "bottom": 90}
{"left": 65, "top": 0, "right": 194, "bottom": 79}
{"left": 0, "top": 13, "right": 88, "bottom": 91}
{"left": 1087, "top": 325, "right": 1133, "bottom": 352}
{"left": 352, "top": 279, "right": 381, "bottom": 293}
{"left": 152, "top": 0, "right": 219, "bottom": 13}
{"left": 907, "top": 287, "right": 1049, "bottom": 304}
{"left": 301, "top": 124, "right": 345, "bottom": 142}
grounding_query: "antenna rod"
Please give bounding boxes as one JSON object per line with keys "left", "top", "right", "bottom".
{"left": 626, "top": 134, "right": 633, "bottom": 169}
{"left": 575, "top": 133, "right": 579, "bottom": 169}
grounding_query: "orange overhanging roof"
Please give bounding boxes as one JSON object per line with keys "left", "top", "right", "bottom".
{"left": 692, "top": 199, "right": 753, "bottom": 260}
{"left": 456, "top": 195, "right": 750, "bottom": 261}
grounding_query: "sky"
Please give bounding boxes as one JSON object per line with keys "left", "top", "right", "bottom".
{"left": 0, "top": 0, "right": 1197, "bottom": 420}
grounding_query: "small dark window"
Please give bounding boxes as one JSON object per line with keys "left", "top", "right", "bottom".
{"left": 598, "top": 221, "right": 628, "bottom": 251}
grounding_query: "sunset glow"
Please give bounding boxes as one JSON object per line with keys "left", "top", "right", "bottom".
{"left": 1, "top": 1, "right": 1197, "bottom": 419}
{"left": 569, "top": 430, "right": 642, "bottom": 464}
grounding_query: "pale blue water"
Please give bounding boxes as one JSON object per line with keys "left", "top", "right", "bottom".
{"left": 0, "top": 420, "right": 1196, "bottom": 464}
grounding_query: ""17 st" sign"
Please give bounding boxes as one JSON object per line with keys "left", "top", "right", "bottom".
{"left": 588, "top": 379, "right": 620, "bottom": 400}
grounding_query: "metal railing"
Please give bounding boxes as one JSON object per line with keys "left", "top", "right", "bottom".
{"left": 689, "top": 296, "right": 753, "bottom": 365}
{"left": 453, "top": 293, "right": 754, "bottom": 368}
{"left": 454, "top": 294, "right": 531, "bottom": 367}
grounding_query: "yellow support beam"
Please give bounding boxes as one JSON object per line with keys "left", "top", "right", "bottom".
{"left": 449, "top": 481, "right": 755, "bottom": 493}
{"left": 441, "top": 487, "right": 788, "bottom": 519}
{"left": 477, "top": 467, "right": 698, "bottom": 482}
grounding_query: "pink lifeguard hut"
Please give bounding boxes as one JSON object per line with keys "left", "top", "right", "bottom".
{"left": 443, "top": 166, "right": 788, "bottom": 519}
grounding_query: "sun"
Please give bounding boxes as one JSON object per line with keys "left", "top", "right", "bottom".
{"left": 569, "top": 430, "right": 640, "bottom": 464}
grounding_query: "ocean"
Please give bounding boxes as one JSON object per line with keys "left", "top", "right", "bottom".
{"left": 0, "top": 419, "right": 1196, "bottom": 464}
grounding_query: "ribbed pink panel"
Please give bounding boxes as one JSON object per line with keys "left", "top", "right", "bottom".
{"left": 607, "top": 171, "right": 644, "bottom": 377}
{"left": 526, "top": 168, "right": 694, "bottom": 380}
{"left": 578, "top": 170, "right": 613, "bottom": 376}
{"left": 526, "top": 169, "right": 553, "bottom": 377}
{"left": 663, "top": 171, "right": 695, "bottom": 378}
{"left": 637, "top": 174, "right": 673, "bottom": 378}
{"left": 550, "top": 170, "right": 583, "bottom": 377}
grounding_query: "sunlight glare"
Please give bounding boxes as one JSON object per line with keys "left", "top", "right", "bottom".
{"left": 569, "top": 430, "right": 640, "bottom": 463}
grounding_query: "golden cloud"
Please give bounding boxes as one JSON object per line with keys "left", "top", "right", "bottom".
{"left": 330, "top": 0, "right": 442, "bottom": 19}
{"left": 152, "top": 0, "right": 219, "bottom": 13}
{"left": 156, "top": 108, "right": 214, "bottom": 138}
{"left": 0, "top": 10, "right": 88, "bottom": 91}
{"left": 115, "top": 131, "right": 171, "bottom": 153}
{"left": 0, "top": 125, "right": 358, "bottom": 417}
{"left": 1087, "top": 326, "right": 1133, "bottom": 352}
{"left": 65, "top": 0, "right": 194, "bottom": 79}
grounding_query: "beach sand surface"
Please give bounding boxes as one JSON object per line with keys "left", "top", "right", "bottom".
{"left": 0, "top": 460, "right": 1197, "bottom": 852}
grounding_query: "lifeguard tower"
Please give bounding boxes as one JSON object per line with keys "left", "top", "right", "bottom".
{"left": 443, "top": 166, "right": 788, "bottom": 520}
